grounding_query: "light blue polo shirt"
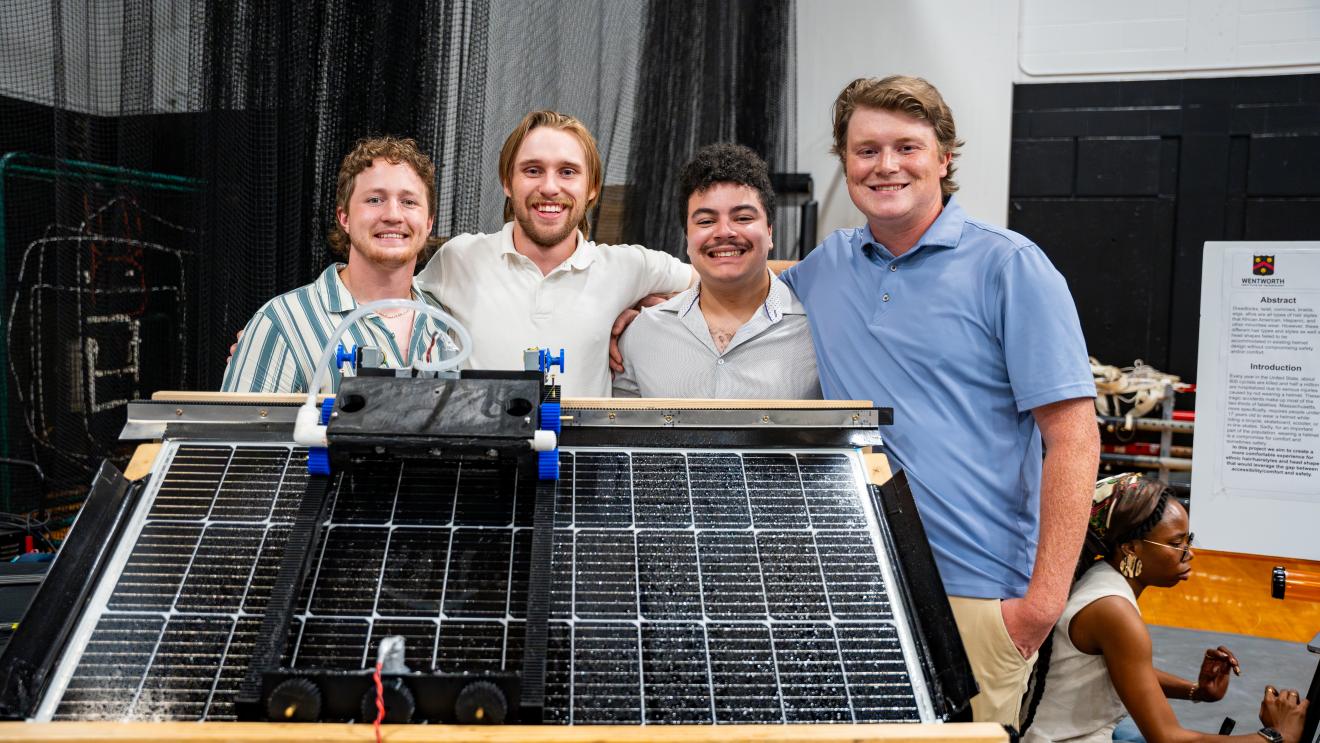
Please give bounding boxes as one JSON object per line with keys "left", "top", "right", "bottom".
{"left": 781, "top": 197, "right": 1094, "bottom": 600}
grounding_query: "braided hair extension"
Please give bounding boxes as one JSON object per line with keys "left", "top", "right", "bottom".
{"left": 1018, "top": 476, "right": 1173, "bottom": 735}
{"left": 1118, "top": 491, "right": 1169, "bottom": 546}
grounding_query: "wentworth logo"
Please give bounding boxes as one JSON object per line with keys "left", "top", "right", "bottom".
{"left": 1253, "top": 255, "right": 1275, "bottom": 276}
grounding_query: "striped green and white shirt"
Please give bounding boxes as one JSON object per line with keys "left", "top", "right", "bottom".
{"left": 221, "top": 264, "right": 456, "bottom": 393}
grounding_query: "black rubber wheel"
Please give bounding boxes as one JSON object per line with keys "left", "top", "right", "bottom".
{"left": 453, "top": 680, "right": 507, "bottom": 724}
{"left": 360, "top": 677, "right": 415, "bottom": 724}
{"left": 266, "top": 677, "right": 322, "bottom": 722}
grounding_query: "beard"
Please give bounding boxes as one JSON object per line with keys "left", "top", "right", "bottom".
{"left": 351, "top": 238, "right": 426, "bottom": 269}
{"left": 514, "top": 198, "right": 586, "bottom": 249}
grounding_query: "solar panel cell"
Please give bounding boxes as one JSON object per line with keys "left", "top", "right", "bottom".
{"left": 743, "top": 454, "right": 809, "bottom": 527}
{"left": 697, "top": 531, "right": 769, "bottom": 619}
{"left": 571, "top": 623, "right": 642, "bottom": 723}
{"left": 758, "top": 532, "right": 833, "bottom": 621}
{"left": 374, "top": 528, "right": 448, "bottom": 617}
{"left": 631, "top": 453, "right": 692, "bottom": 527}
{"left": 635, "top": 531, "right": 702, "bottom": 620}
{"left": 573, "top": 531, "right": 638, "bottom": 619}
{"left": 640, "top": 623, "right": 713, "bottom": 723}
{"left": 442, "top": 529, "right": 514, "bottom": 617}
{"left": 706, "top": 623, "right": 783, "bottom": 722}
{"left": 688, "top": 453, "right": 752, "bottom": 528}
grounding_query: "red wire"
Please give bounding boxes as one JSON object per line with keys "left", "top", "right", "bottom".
{"left": 372, "top": 661, "right": 385, "bottom": 743}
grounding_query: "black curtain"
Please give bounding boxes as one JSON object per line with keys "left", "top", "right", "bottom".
{"left": 0, "top": 0, "right": 795, "bottom": 515}
{"left": 623, "top": 0, "right": 796, "bottom": 253}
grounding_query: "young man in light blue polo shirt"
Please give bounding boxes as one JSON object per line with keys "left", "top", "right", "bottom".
{"left": 781, "top": 75, "right": 1100, "bottom": 725}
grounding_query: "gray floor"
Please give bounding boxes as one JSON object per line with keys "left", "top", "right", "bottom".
{"left": 1148, "top": 625, "right": 1317, "bottom": 733}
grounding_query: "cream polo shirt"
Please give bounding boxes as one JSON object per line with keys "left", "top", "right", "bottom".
{"left": 415, "top": 222, "right": 692, "bottom": 397}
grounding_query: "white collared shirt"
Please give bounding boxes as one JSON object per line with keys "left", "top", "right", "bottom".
{"left": 612, "top": 270, "right": 821, "bottom": 399}
{"left": 416, "top": 223, "right": 692, "bottom": 397}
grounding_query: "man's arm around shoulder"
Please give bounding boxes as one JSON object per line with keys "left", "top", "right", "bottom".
{"left": 1000, "top": 395, "right": 1100, "bottom": 658}
{"left": 221, "top": 310, "right": 301, "bottom": 394}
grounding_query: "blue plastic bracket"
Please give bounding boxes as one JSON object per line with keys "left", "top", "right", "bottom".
{"left": 538, "top": 348, "right": 565, "bottom": 375}
{"left": 307, "top": 396, "right": 336, "bottom": 476}
{"left": 335, "top": 343, "right": 356, "bottom": 371}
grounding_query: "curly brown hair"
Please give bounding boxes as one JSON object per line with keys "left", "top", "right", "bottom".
{"left": 327, "top": 136, "right": 437, "bottom": 258}
{"left": 830, "top": 75, "right": 964, "bottom": 197}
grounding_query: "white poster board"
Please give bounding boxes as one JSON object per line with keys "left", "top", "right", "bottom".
{"left": 1192, "top": 242, "right": 1320, "bottom": 560}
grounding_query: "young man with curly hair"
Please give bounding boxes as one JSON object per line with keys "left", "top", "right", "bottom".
{"left": 612, "top": 143, "right": 819, "bottom": 398}
{"left": 223, "top": 136, "right": 455, "bottom": 393}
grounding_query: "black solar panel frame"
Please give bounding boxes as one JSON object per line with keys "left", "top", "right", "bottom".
{"left": 0, "top": 462, "right": 139, "bottom": 719}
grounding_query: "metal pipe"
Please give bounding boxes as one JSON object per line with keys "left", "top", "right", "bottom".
{"left": 1097, "top": 415, "right": 1195, "bottom": 434}
{"left": 1103, "top": 443, "right": 1193, "bottom": 457}
{"left": 1099, "top": 452, "right": 1192, "bottom": 471}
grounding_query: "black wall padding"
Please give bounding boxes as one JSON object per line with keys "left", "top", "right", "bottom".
{"left": 1008, "top": 73, "right": 1320, "bottom": 385}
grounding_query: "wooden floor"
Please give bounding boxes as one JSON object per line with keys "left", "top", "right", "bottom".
{"left": 1138, "top": 549, "right": 1320, "bottom": 643}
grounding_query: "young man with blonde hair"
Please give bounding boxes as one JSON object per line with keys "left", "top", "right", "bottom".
{"left": 781, "top": 75, "right": 1100, "bottom": 725}
{"left": 416, "top": 110, "right": 692, "bottom": 397}
{"left": 223, "top": 136, "right": 455, "bottom": 393}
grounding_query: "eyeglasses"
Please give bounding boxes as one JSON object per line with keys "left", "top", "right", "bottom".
{"left": 1141, "top": 533, "right": 1195, "bottom": 561}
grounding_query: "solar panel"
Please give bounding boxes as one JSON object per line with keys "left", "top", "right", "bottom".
{"left": 33, "top": 439, "right": 933, "bottom": 724}
{"left": 47, "top": 445, "right": 306, "bottom": 721}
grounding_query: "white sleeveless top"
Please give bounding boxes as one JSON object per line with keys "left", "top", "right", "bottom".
{"left": 1023, "top": 561, "right": 1139, "bottom": 743}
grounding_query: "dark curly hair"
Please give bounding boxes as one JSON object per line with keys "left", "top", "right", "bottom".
{"left": 677, "top": 143, "right": 776, "bottom": 229}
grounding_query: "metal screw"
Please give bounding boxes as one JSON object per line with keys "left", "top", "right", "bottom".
{"left": 608, "top": 412, "right": 616, "bottom": 420}
{"left": 761, "top": 415, "right": 770, "bottom": 423}
{"left": 663, "top": 415, "right": 673, "bottom": 423}
{"left": 258, "top": 409, "right": 268, "bottom": 418}
{"left": 851, "top": 414, "right": 859, "bottom": 423}
{"left": 175, "top": 408, "right": 183, "bottom": 416}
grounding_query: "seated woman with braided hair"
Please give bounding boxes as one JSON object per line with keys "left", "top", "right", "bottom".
{"left": 1020, "top": 473, "right": 1308, "bottom": 743}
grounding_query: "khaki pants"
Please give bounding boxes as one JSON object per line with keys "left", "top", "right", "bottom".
{"left": 948, "top": 596, "right": 1037, "bottom": 726}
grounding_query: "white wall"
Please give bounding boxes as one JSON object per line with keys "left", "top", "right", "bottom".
{"left": 796, "top": 0, "right": 1020, "bottom": 235}
{"left": 797, "top": 0, "right": 1320, "bottom": 242}
{"left": 1020, "top": 0, "right": 1320, "bottom": 79}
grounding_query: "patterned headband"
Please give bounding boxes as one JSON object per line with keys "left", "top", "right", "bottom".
{"left": 1090, "top": 472, "right": 1169, "bottom": 546}
{"left": 1089, "top": 472, "right": 1145, "bottom": 539}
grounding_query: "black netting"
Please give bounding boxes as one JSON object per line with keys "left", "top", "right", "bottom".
{"left": 0, "top": 0, "right": 794, "bottom": 519}
{"left": 623, "top": 0, "right": 796, "bottom": 254}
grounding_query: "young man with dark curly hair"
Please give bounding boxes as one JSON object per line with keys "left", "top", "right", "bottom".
{"left": 612, "top": 143, "right": 819, "bottom": 398}
{"left": 223, "top": 136, "right": 456, "bottom": 393}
